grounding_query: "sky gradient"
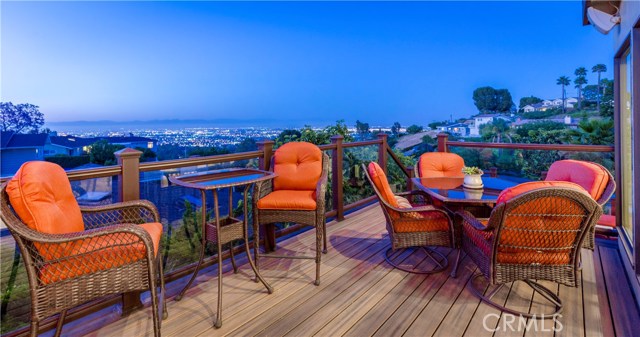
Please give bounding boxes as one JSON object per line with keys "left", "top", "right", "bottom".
{"left": 1, "top": 1, "right": 614, "bottom": 128}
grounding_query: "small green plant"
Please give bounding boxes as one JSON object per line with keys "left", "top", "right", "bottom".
{"left": 462, "top": 166, "right": 484, "bottom": 175}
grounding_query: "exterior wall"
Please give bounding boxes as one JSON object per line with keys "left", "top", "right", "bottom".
{"left": 613, "top": 1, "right": 640, "bottom": 51}
{"left": 44, "top": 144, "right": 74, "bottom": 156}
{"left": 1, "top": 148, "right": 43, "bottom": 177}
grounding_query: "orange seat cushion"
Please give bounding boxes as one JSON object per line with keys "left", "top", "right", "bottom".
{"left": 546, "top": 160, "right": 609, "bottom": 200}
{"left": 39, "top": 222, "right": 163, "bottom": 284}
{"left": 493, "top": 181, "right": 590, "bottom": 265}
{"left": 273, "top": 142, "right": 322, "bottom": 191}
{"left": 597, "top": 214, "right": 616, "bottom": 228}
{"left": 7, "top": 161, "right": 85, "bottom": 260}
{"left": 417, "top": 152, "right": 465, "bottom": 178}
{"left": 393, "top": 212, "right": 450, "bottom": 232}
{"left": 257, "top": 190, "right": 317, "bottom": 210}
{"left": 368, "top": 162, "right": 399, "bottom": 208}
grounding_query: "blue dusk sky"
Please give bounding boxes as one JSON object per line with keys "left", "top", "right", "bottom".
{"left": 1, "top": 1, "right": 613, "bottom": 128}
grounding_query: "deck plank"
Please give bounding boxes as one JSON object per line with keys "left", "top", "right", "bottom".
{"left": 599, "top": 244, "right": 640, "bottom": 337}
{"left": 80, "top": 205, "right": 628, "bottom": 337}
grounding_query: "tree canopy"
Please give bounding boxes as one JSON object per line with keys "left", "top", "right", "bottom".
{"left": 472, "top": 86, "right": 514, "bottom": 113}
{"left": 391, "top": 122, "right": 401, "bottom": 136}
{"left": 89, "top": 140, "right": 125, "bottom": 166}
{"left": 355, "top": 120, "right": 370, "bottom": 135}
{"left": 0, "top": 102, "right": 45, "bottom": 134}
{"left": 406, "top": 124, "right": 424, "bottom": 134}
{"left": 518, "top": 96, "right": 542, "bottom": 109}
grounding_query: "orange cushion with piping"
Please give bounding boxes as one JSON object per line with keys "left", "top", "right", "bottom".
{"left": 273, "top": 142, "right": 322, "bottom": 191}
{"left": 368, "top": 162, "right": 399, "bottom": 208}
{"left": 417, "top": 152, "right": 465, "bottom": 178}
{"left": 257, "top": 190, "right": 317, "bottom": 210}
{"left": 6, "top": 161, "right": 84, "bottom": 260}
{"left": 546, "top": 160, "right": 609, "bottom": 200}
{"left": 597, "top": 214, "right": 616, "bottom": 228}
{"left": 39, "top": 222, "right": 163, "bottom": 284}
{"left": 496, "top": 181, "right": 588, "bottom": 205}
{"left": 393, "top": 212, "right": 450, "bottom": 232}
{"left": 493, "top": 181, "right": 590, "bottom": 265}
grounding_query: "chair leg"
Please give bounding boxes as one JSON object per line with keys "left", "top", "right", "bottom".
{"left": 468, "top": 274, "right": 563, "bottom": 318}
{"left": 30, "top": 321, "right": 38, "bottom": 337}
{"left": 315, "top": 223, "right": 322, "bottom": 286}
{"left": 322, "top": 220, "right": 328, "bottom": 254}
{"left": 53, "top": 310, "right": 66, "bottom": 337}
{"left": 385, "top": 247, "right": 448, "bottom": 274}
{"left": 148, "top": 262, "right": 161, "bottom": 337}
{"left": 158, "top": 256, "right": 168, "bottom": 320}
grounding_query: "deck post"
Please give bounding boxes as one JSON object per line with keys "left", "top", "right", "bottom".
{"left": 114, "top": 148, "right": 144, "bottom": 315}
{"left": 377, "top": 133, "right": 388, "bottom": 174}
{"left": 257, "top": 140, "right": 276, "bottom": 252}
{"left": 437, "top": 133, "right": 449, "bottom": 152}
{"left": 405, "top": 167, "right": 414, "bottom": 191}
{"left": 331, "top": 135, "right": 344, "bottom": 221}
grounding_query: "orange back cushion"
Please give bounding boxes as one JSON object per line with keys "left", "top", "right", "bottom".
{"left": 495, "top": 181, "right": 590, "bottom": 265}
{"left": 368, "top": 162, "right": 399, "bottom": 208}
{"left": 273, "top": 142, "right": 323, "bottom": 191}
{"left": 7, "top": 161, "right": 84, "bottom": 235}
{"left": 418, "top": 152, "right": 465, "bottom": 178}
{"left": 545, "top": 160, "right": 609, "bottom": 200}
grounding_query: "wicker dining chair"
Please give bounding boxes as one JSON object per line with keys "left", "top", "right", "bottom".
{"left": 364, "top": 162, "right": 454, "bottom": 274}
{"left": 1, "top": 161, "right": 167, "bottom": 337}
{"left": 453, "top": 181, "right": 601, "bottom": 317}
{"left": 414, "top": 152, "right": 465, "bottom": 178}
{"left": 545, "top": 159, "right": 615, "bottom": 249}
{"left": 253, "top": 142, "right": 329, "bottom": 286}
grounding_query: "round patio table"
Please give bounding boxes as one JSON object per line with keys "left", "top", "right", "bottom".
{"left": 170, "top": 168, "right": 275, "bottom": 328}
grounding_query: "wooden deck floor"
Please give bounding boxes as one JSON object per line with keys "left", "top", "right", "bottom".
{"left": 73, "top": 205, "right": 638, "bottom": 337}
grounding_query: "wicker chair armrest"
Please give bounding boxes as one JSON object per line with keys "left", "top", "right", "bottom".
{"left": 80, "top": 200, "right": 160, "bottom": 229}
{"left": 15, "top": 223, "right": 154, "bottom": 251}
{"left": 315, "top": 165, "right": 329, "bottom": 201}
{"left": 253, "top": 179, "right": 273, "bottom": 201}
{"left": 455, "top": 210, "right": 492, "bottom": 231}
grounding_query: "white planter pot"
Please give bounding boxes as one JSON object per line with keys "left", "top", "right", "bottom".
{"left": 463, "top": 174, "right": 483, "bottom": 189}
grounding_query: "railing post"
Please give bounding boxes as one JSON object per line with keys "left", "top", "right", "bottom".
{"left": 405, "top": 167, "right": 414, "bottom": 191}
{"left": 114, "top": 148, "right": 143, "bottom": 315}
{"left": 489, "top": 167, "right": 498, "bottom": 178}
{"left": 540, "top": 170, "right": 548, "bottom": 180}
{"left": 257, "top": 140, "right": 275, "bottom": 171}
{"left": 437, "top": 133, "right": 449, "bottom": 153}
{"left": 377, "top": 133, "right": 388, "bottom": 174}
{"left": 256, "top": 140, "right": 276, "bottom": 252}
{"left": 331, "top": 135, "right": 344, "bottom": 221}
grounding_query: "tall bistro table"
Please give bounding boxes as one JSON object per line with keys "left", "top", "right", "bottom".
{"left": 412, "top": 176, "right": 519, "bottom": 276}
{"left": 170, "top": 168, "right": 275, "bottom": 328}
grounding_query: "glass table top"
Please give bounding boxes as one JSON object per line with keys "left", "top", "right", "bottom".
{"left": 170, "top": 168, "right": 276, "bottom": 190}
{"left": 412, "top": 177, "right": 519, "bottom": 203}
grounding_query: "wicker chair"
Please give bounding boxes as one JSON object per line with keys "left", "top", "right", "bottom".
{"left": 414, "top": 152, "right": 465, "bottom": 178}
{"left": 453, "top": 181, "right": 601, "bottom": 317}
{"left": 1, "top": 162, "right": 167, "bottom": 337}
{"left": 253, "top": 142, "right": 329, "bottom": 286}
{"left": 545, "top": 159, "right": 615, "bottom": 249}
{"left": 364, "top": 162, "right": 454, "bottom": 274}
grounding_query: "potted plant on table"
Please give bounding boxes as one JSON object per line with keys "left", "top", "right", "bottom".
{"left": 462, "top": 166, "right": 484, "bottom": 189}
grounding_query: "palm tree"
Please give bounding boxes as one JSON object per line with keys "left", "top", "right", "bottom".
{"left": 556, "top": 76, "right": 571, "bottom": 113}
{"left": 592, "top": 64, "right": 607, "bottom": 110}
{"left": 574, "top": 67, "right": 588, "bottom": 109}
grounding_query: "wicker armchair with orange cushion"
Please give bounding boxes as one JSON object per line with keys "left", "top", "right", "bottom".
{"left": 253, "top": 142, "right": 329, "bottom": 286}
{"left": 545, "top": 159, "right": 615, "bottom": 249}
{"left": 453, "top": 181, "right": 601, "bottom": 317}
{"left": 0, "top": 161, "right": 167, "bottom": 337}
{"left": 414, "top": 152, "right": 465, "bottom": 178}
{"left": 364, "top": 162, "right": 454, "bottom": 274}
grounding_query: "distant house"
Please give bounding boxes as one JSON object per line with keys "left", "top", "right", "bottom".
{"left": 468, "top": 114, "right": 510, "bottom": 136}
{"left": 1, "top": 132, "right": 157, "bottom": 177}
{"left": 436, "top": 123, "right": 469, "bottom": 137}
{"left": 523, "top": 98, "right": 578, "bottom": 112}
{"left": 510, "top": 115, "right": 579, "bottom": 129}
